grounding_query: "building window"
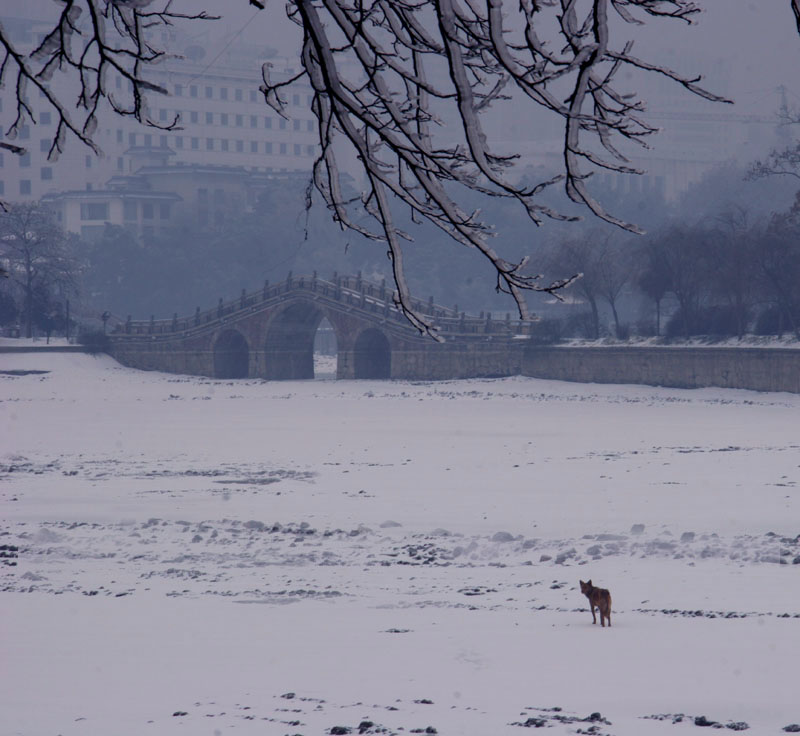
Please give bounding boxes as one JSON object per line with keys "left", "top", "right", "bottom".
{"left": 159, "top": 108, "right": 167, "bottom": 121}
{"left": 117, "top": 157, "right": 124, "bottom": 170}
{"left": 160, "top": 135, "right": 167, "bottom": 147}
{"left": 205, "top": 86, "right": 213, "bottom": 99}
{"left": 293, "top": 94, "right": 300, "bottom": 106}
{"left": 80, "top": 202, "right": 109, "bottom": 220}
{"left": 190, "top": 85, "right": 197, "bottom": 97}
{"left": 144, "top": 134, "right": 152, "bottom": 146}
{"left": 250, "top": 141, "right": 258, "bottom": 153}
{"left": 235, "top": 89, "right": 243, "bottom": 102}
{"left": 236, "top": 140, "right": 244, "bottom": 153}
{"left": 198, "top": 188, "right": 208, "bottom": 201}
{"left": 220, "top": 113, "right": 228, "bottom": 126}
{"left": 250, "top": 115, "right": 257, "bottom": 128}
{"left": 0, "top": 181, "right": 4, "bottom": 195}
{"left": 85, "top": 155, "right": 92, "bottom": 169}
{"left": 235, "top": 115, "right": 243, "bottom": 127}
{"left": 116, "top": 129, "right": 123, "bottom": 143}
{"left": 307, "top": 120, "right": 314, "bottom": 132}
{"left": 129, "top": 133, "right": 137, "bottom": 146}
{"left": 306, "top": 145, "right": 314, "bottom": 156}
{"left": 265, "top": 142, "right": 272, "bottom": 153}
{"left": 40, "top": 111, "right": 52, "bottom": 125}
{"left": 220, "top": 87, "right": 228, "bottom": 100}
{"left": 279, "top": 143, "right": 287, "bottom": 154}
{"left": 221, "top": 138, "right": 229, "bottom": 151}
{"left": 159, "top": 203, "right": 171, "bottom": 219}
{"left": 191, "top": 137, "right": 199, "bottom": 150}
{"left": 206, "top": 138, "right": 214, "bottom": 150}
{"left": 20, "top": 125, "right": 30, "bottom": 140}
{"left": 175, "top": 84, "right": 183, "bottom": 96}
{"left": 279, "top": 119, "right": 286, "bottom": 130}
{"left": 249, "top": 90, "right": 257, "bottom": 103}
{"left": 124, "top": 201, "right": 137, "bottom": 220}
{"left": 40, "top": 166, "right": 53, "bottom": 180}
{"left": 294, "top": 143, "right": 301, "bottom": 156}
{"left": 142, "top": 203, "right": 154, "bottom": 219}
{"left": 115, "top": 76, "right": 122, "bottom": 90}
{"left": 40, "top": 139, "right": 50, "bottom": 153}
{"left": 293, "top": 119, "right": 300, "bottom": 131}
{"left": 81, "top": 225, "right": 106, "bottom": 241}
{"left": 206, "top": 112, "right": 213, "bottom": 125}
{"left": 175, "top": 136, "right": 184, "bottom": 148}
{"left": 264, "top": 117, "right": 272, "bottom": 129}
{"left": 20, "top": 153, "right": 31, "bottom": 168}
{"left": 190, "top": 111, "right": 198, "bottom": 123}
{"left": 307, "top": 94, "right": 313, "bottom": 106}
{"left": 0, "top": 153, "right": 3, "bottom": 167}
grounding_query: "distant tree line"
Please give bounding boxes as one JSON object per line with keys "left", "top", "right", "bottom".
{"left": 2, "top": 160, "right": 799, "bottom": 343}
{"left": 535, "top": 201, "right": 800, "bottom": 342}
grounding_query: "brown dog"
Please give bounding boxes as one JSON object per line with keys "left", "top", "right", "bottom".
{"left": 579, "top": 579, "right": 612, "bottom": 627}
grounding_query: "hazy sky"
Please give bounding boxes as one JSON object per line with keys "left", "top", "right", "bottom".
{"left": 198, "top": 0, "right": 800, "bottom": 116}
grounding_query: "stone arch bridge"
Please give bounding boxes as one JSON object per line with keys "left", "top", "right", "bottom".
{"left": 109, "top": 274, "right": 531, "bottom": 380}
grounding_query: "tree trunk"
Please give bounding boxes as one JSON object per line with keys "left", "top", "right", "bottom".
{"left": 655, "top": 298, "right": 661, "bottom": 337}
{"left": 589, "top": 298, "right": 600, "bottom": 340}
{"left": 610, "top": 301, "right": 621, "bottom": 338}
{"left": 25, "top": 274, "right": 33, "bottom": 339}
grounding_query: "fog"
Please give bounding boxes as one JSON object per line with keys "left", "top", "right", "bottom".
{"left": 2, "top": 1, "right": 800, "bottom": 332}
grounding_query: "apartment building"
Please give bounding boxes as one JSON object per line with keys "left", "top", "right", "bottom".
{"left": 42, "top": 145, "right": 311, "bottom": 241}
{"left": 0, "top": 8, "right": 318, "bottom": 205}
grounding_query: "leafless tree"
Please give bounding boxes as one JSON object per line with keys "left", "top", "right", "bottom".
{"left": 709, "top": 207, "right": 760, "bottom": 340}
{"left": 645, "top": 225, "right": 713, "bottom": 338}
{"left": 749, "top": 144, "right": 800, "bottom": 185}
{"left": 635, "top": 240, "right": 671, "bottom": 336}
{"left": 757, "top": 205, "right": 800, "bottom": 339}
{"left": 547, "top": 233, "right": 603, "bottom": 339}
{"left": 0, "top": 202, "right": 79, "bottom": 338}
{"left": 595, "top": 239, "right": 633, "bottom": 337}
{"left": 0, "top": 1, "right": 740, "bottom": 335}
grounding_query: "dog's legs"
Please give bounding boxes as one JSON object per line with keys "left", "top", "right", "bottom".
{"left": 591, "top": 604, "right": 597, "bottom": 624}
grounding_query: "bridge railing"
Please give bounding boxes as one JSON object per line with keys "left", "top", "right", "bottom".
{"left": 112, "top": 273, "right": 532, "bottom": 338}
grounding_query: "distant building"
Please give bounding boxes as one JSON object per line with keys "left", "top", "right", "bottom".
{"left": 0, "top": 7, "right": 318, "bottom": 206}
{"left": 42, "top": 145, "right": 309, "bottom": 240}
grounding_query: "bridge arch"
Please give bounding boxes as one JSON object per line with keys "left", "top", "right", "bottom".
{"left": 214, "top": 329, "right": 250, "bottom": 378}
{"left": 353, "top": 327, "right": 391, "bottom": 379}
{"left": 265, "top": 301, "right": 330, "bottom": 380}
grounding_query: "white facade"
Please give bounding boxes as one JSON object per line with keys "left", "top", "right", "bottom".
{"left": 0, "top": 9, "right": 318, "bottom": 206}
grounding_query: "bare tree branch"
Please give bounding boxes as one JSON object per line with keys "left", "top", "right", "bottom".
{"left": 263, "top": 0, "right": 729, "bottom": 330}
{"left": 0, "top": 0, "right": 736, "bottom": 333}
{"left": 0, "top": 2, "right": 216, "bottom": 166}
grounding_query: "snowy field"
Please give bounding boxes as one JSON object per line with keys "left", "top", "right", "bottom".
{"left": 1, "top": 353, "right": 799, "bottom": 736}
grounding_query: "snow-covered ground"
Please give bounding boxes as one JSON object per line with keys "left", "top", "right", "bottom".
{"left": 1, "top": 353, "right": 799, "bottom": 736}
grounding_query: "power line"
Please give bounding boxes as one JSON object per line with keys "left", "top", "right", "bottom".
{"left": 179, "top": 10, "right": 261, "bottom": 86}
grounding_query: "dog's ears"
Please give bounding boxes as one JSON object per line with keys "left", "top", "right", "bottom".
{"left": 587, "top": 579, "right": 592, "bottom": 586}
